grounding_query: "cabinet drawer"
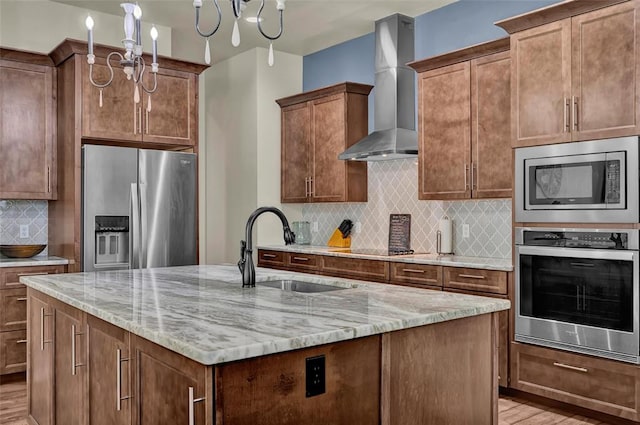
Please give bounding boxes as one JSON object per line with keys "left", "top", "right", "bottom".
{"left": 0, "top": 287, "right": 27, "bottom": 331}
{"left": 257, "top": 250, "right": 286, "bottom": 269}
{"left": 443, "top": 267, "right": 507, "bottom": 295}
{"left": 390, "top": 263, "right": 442, "bottom": 289}
{"left": 320, "top": 256, "right": 389, "bottom": 283}
{"left": 512, "top": 342, "right": 640, "bottom": 421}
{"left": 0, "top": 329, "right": 27, "bottom": 374}
{"left": 0, "top": 265, "right": 65, "bottom": 289}
{"left": 286, "top": 253, "right": 320, "bottom": 272}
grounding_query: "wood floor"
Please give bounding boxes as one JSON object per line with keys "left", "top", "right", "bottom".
{"left": 0, "top": 376, "right": 615, "bottom": 425}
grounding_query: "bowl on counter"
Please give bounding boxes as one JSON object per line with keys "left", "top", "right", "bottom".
{"left": 0, "top": 244, "right": 46, "bottom": 258}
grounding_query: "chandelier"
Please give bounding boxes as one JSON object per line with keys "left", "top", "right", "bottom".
{"left": 193, "top": 0, "right": 286, "bottom": 66}
{"left": 85, "top": 3, "right": 159, "bottom": 109}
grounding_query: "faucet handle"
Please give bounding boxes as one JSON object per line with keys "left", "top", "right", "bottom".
{"left": 238, "top": 240, "right": 246, "bottom": 273}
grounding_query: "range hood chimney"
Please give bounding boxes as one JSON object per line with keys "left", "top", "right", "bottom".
{"left": 339, "top": 14, "right": 417, "bottom": 161}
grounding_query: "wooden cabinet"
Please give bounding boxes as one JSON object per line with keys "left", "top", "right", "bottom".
{"left": 498, "top": 0, "right": 640, "bottom": 147}
{"left": 0, "top": 49, "right": 56, "bottom": 200}
{"left": 81, "top": 50, "right": 200, "bottom": 146}
{"left": 87, "top": 315, "right": 132, "bottom": 425}
{"left": 320, "top": 255, "right": 389, "bottom": 283}
{"left": 257, "top": 249, "right": 287, "bottom": 270}
{"left": 511, "top": 342, "right": 640, "bottom": 421}
{"left": 443, "top": 267, "right": 508, "bottom": 295}
{"left": 131, "top": 335, "right": 211, "bottom": 425}
{"left": 0, "top": 265, "right": 65, "bottom": 377}
{"left": 286, "top": 252, "right": 320, "bottom": 273}
{"left": 276, "top": 82, "right": 372, "bottom": 203}
{"left": 389, "top": 262, "right": 442, "bottom": 290}
{"left": 27, "top": 291, "right": 54, "bottom": 425}
{"left": 410, "top": 39, "right": 511, "bottom": 200}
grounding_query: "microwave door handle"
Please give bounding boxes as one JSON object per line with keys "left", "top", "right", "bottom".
{"left": 130, "top": 183, "right": 140, "bottom": 269}
{"left": 517, "top": 245, "right": 636, "bottom": 262}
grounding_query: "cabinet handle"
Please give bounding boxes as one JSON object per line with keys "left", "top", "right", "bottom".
{"left": 262, "top": 253, "right": 277, "bottom": 259}
{"left": 310, "top": 177, "right": 314, "bottom": 197}
{"left": 47, "top": 167, "right": 51, "bottom": 193}
{"left": 292, "top": 256, "right": 310, "bottom": 262}
{"left": 402, "top": 268, "right": 425, "bottom": 274}
{"left": 573, "top": 96, "right": 579, "bottom": 130}
{"left": 18, "top": 272, "right": 49, "bottom": 277}
{"left": 145, "top": 109, "right": 149, "bottom": 134}
{"left": 16, "top": 297, "right": 27, "bottom": 302}
{"left": 458, "top": 274, "right": 486, "bottom": 280}
{"left": 304, "top": 177, "right": 309, "bottom": 197}
{"left": 139, "top": 108, "right": 143, "bottom": 134}
{"left": 16, "top": 339, "right": 27, "bottom": 344}
{"left": 471, "top": 163, "right": 476, "bottom": 190}
{"left": 564, "top": 98, "right": 570, "bottom": 132}
{"left": 71, "top": 324, "right": 85, "bottom": 376}
{"left": 553, "top": 362, "right": 588, "bottom": 373}
{"left": 134, "top": 105, "right": 137, "bottom": 135}
{"left": 116, "top": 348, "right": 131, "bottom": 411}
{"left": 40, "top": 307, "right": 52, "bottom": 351}
{"left": 188, "top": 387, "right": 206, "bottom": 425}
{"left": 464, "top": 164, "right": 469, "bottom": 191}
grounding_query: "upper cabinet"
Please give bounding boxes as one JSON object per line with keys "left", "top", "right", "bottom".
{"left": 409, "top": 38, "right": 512, "bottom": 200}
{"left": 497, "top": 0, "right": 640, "bottom": 147}
{"left": 276, "top": 82, "right": 372, "bottom": 203}
{"left": 0, "top": 49, "right": 56, "bottom": 200}
{"left": 52, "top": 39, "right": 206, "bottom": 148}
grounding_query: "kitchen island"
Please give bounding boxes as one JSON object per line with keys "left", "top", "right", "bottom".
{"left": 23, "top": 264, "right": 509, "bottom": 425}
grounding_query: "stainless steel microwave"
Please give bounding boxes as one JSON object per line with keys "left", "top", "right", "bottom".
{"left": 515, "top": 137, "right": 639, "bottom": 223}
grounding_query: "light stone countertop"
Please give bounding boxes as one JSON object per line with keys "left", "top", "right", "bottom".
{"left": 258, "top": 245, "right": 514, "bottom": 271}
{"left": 21, "top": 264, "right": 510, "bottom": 365}
{"left": 0, "top": 255, "right": 69, "bottom": 268}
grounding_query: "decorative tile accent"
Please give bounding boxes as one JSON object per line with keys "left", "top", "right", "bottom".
{"left": 0, "top": 200, "right": 48, "bottom": 254}
{"left": 302, "top": 160, "right": 511, "bottom": 259}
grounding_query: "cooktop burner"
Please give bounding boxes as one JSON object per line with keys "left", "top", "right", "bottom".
{"left": 330, "top": 248, "right": 419, "bottom": 257}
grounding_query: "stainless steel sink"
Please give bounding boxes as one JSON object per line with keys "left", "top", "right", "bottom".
{"left": 257, "top": 280, "right": 349, "bottom": 293}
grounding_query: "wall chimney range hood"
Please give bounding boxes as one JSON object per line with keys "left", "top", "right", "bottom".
{"left": 339, "top": 14, "right": 417, "bottom": 161}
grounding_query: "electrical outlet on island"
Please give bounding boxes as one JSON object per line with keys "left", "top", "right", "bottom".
{"left": 462, "top": 223, "right": 470, "bottom": 239}
{"left": 19, "top": 225, "right": 29, "bottom": 239}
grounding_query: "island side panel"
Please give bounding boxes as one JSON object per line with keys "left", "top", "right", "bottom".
{"left": 214, "top": 335, "right": 381, "bottom": 425}
{"left": 381, "top": 313, "right": 498, "bottom": 425}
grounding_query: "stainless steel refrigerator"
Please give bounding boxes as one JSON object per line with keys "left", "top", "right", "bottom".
{"left": 82, "top": 145, "right": 197, "bottom": 272}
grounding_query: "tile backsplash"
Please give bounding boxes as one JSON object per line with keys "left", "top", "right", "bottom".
{"left": 0, "top": 200, "right": 48, "bottom": 254}
{"left": 302, "top": 160, "right": 511, "bottom": 259}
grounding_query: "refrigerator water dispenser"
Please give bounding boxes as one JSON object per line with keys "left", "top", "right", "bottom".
{"left": 94, "top": 216, "right": 129, "bottom": 266}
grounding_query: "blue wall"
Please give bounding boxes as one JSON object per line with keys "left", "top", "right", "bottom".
{"left": 303, "top": 0, "right": 559, "bottom": 131}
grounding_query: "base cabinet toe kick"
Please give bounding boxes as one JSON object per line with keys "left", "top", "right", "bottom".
{"left": 26, "top": 288, "right": 501, "bottom": 425}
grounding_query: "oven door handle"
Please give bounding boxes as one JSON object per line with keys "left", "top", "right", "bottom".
{"left": 517, "top": 246, "right": 636, "bottom": 262}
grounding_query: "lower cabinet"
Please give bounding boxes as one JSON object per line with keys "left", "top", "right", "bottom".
{"left": 28, "top": 288, "right": 214, "bottom": 425}
{"left": 511, "top": 342, "right": 640, "bottom": 421}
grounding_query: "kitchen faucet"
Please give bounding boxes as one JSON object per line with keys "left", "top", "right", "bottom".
{"left": 238, "top": 207, "right": 296, "bottom": 287}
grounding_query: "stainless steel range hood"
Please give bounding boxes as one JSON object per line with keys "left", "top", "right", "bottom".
{"left": 339, "top": 14, "right": 417, "bottom": 161}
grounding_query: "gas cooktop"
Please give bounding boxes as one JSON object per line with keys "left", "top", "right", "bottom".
{"left": 329, "top": 248, "right": 423, "bottom": 257}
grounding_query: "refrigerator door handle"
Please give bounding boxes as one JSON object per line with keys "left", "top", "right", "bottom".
{"left": 130, "top": 183, "right": 141, "bottom": 269}
{"left": 139, "top": 182, "right": 148, "bottom": 269}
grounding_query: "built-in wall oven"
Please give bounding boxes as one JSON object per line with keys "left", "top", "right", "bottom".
{"left": 515, "top": 227, "right": 639, "bottom": 363}
{"left": 515, "top": 136, "right": 639, "bottom": 223}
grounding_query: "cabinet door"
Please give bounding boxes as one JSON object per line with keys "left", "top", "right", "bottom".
{"left": 281, "top": 103, "right": 310, "bottom": 203}
{"left": 511, "top": 20, "right": 572, "bottom": 147}
{"left": 27, "top": 291, "right": 54, "bottom": 425}
{"left": 0, "top": 287, "right": 27, "bottom": 331}
{"left": 310, "top": 94, "right": 347, "bottom": 202}
{"left": 142, "top": 69, "right": 197, "bottom": 146}
{"left": 0, "top": 60, "right": 55, "bottom": 199}
{"left": 471, "top": 51, "right": 512, "bottom": 199}
{"left": 53, "top": 301, "right": 86, "bottom": 425}
{"left": 88, "top": 315, "right": 132, "bottom": 425}
{"left": 572, "top": 1, "right": 640, "bottom": 140}
{"left": 0, "top": 329, "right": 27, "bottom": 374}
{"left": 418, "top": 62, "right": 471, "bottom": 200}
{"left": 131, "top": 335, "right": 211, "bottom": 425}
{"left": 82, "top": 58, "right": 141, "bottom": 142}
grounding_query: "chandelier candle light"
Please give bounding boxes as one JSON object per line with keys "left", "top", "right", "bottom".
{"left": 85, "top": 3, "right": 159, "bottom": 109}
{"left": 193, "top": 0, "right": 285, "bottom": 66}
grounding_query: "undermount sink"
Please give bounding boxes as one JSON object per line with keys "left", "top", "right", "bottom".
{"left": 257, "top": 280, "right": 350, "bottom": 293}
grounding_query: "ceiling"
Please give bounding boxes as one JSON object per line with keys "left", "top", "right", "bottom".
{"left": 51, "top": 0, "right": 456, "bottom": 63}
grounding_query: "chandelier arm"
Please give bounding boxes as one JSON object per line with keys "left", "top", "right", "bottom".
{"left": 195, "top": 0, "right": 223, "bottom": 38}
{"left": 89, "top": 52, "right": 123, "bottom": 89}
{"left": 134, "top": 57, "right": 158, "bottom": 94}
{"left": 256, "top": 1, "right": 284, "bottom": 41}
{"left": 231, "top": 0, "right": 242, "bottom": 19}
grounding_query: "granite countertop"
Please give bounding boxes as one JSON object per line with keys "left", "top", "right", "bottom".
{"left": 258, "top": 245, "right": 514, "bottom": 272}
{"left": 21, "top": 265, "right": 510, "bottom": 365}
{"left": 0, "top": 255, "right": 70, "bottom": 268}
